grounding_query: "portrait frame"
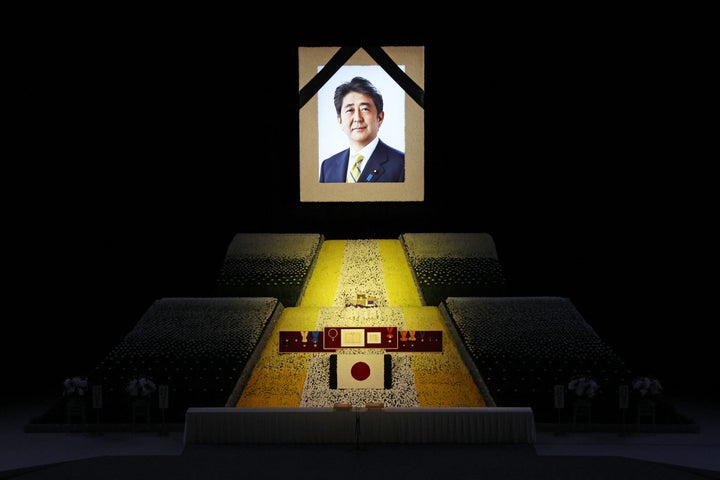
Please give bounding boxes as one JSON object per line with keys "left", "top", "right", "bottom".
{"left": 299, "top": 46, "right": 425, "bottom": 202}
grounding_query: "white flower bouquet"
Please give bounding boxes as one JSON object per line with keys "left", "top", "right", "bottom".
{"left": 125, "top": 376, "right": 157, "bottom": 398}
{"left": 63, "top": 376, "right": 88, "bottom": 396}
{"left": 632, "top": 376, "right": 662, "bottom": 397}
{"left": 568, "top": 376, "right": 600, "bottom": 398}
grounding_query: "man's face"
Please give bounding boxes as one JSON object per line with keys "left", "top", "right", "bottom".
{"left": 338, "top": 91, "right": 384, "bottom": 149}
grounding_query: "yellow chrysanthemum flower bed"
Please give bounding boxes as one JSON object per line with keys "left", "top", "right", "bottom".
{"left": 404, "top": 306, "right": 486, "bottom": 407}
{"left": 236, "top": 307, "right": 319, "bottom": 407}
{"left": 377, "top": 239, "right": 424, "bottom": 307}
{"left": 300, "top": 240, "right": 345, "bottom": 307}
{"left": 235, "top": 239, "right": 488, "bottom": 408}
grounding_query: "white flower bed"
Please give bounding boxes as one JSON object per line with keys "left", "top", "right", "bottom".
{"left": 401, "top": 233, "right": 499, "bottom": 260}
{"left": 119, "top": 297, "right": 277, "bottom": 355}
{"left": 444, "top": 296, "right": 622, "bottom": 361}
{"left": 94, "top": 297, "right": 278, "bottom": 388}
{"left": 224, "top": 233, "right": 322, "bottom": 265}
{"left": 332, "top": 239, "right": 389, "bottom": 308}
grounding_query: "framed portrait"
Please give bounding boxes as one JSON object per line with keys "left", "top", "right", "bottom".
{"left": 299, "top": 46, "right": 424, "bottom": 202}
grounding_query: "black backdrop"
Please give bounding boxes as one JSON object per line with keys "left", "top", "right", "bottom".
{"left": 6, "top": 16, "right": 714, "bottom": 399}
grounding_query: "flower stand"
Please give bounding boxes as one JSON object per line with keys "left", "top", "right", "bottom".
{"left": 65, "top": 397, "right": 87, "bottom": 429}
{"left": 131, "top": 398, "right": 151, "bottom": 431}
{"left": 636, "top": 398, "right": 656, "bottom": 430}
{"left": 572, "top": 398, "right": 592, "bottom": 429}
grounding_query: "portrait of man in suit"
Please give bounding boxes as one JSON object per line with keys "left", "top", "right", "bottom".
{"left": 319, "top": 76, "right": 405, "bottom": 183}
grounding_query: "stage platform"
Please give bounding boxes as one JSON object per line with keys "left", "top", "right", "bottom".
{"left": 184, "top": 406, "right": 536, "bottom": 445}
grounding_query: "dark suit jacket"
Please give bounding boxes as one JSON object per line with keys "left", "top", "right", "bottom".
{"left": 319, "top": 139, "right": 405, "bottom": 183}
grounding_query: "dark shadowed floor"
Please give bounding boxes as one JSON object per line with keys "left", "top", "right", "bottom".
{"left": 1, "top": 393, "right": 718, "bottom": 479}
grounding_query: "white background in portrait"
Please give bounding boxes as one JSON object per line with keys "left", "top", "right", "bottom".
{"left": 317, "top": 65, "right": 406, "bottom": 172}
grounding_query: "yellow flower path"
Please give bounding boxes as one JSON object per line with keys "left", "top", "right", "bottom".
{"left": 236, "top": 239, "right": 487, "bottom": 408}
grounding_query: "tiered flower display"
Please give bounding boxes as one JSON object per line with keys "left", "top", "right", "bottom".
{"left": 236, "top": 239, "right": 487, "bottom": 408}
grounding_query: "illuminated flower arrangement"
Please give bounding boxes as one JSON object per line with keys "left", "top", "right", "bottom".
{"left": 632, "top": 376, "right": 662, "bottom": 397}
{"left": 238, "top": 239, "right": 485, "bottom": 409}
{"left": 63, "top": 376, "right": 89, "bottom": 397}
{"left": 567, "top": 376, "right": 600, "bottom": 398}
{"left": 125, "top": 375, "right": 157, "bottom": 398}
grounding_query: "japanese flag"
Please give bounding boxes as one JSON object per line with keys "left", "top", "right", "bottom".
{"left": 335, "top": 354, "right": 387, "bottom": 389}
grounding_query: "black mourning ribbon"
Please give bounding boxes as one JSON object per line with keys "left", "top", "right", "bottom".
{"left": 298, "top": 45, "right": 424, "bottom": 110}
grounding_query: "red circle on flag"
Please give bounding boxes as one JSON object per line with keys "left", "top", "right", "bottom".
{"left": 350, "top": 361, "right": 371, "bottom": 381}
